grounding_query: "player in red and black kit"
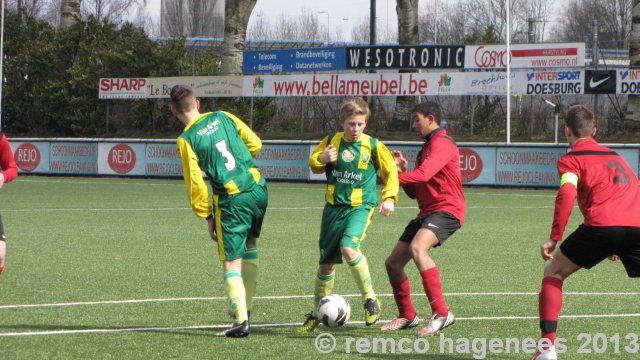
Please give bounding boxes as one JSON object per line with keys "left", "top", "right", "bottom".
{"left": 382, "top": 102, "right": 465, "bottom": 336}
{"left": 532, "top": 105, "right": 640, "bottom": 360}
{"left": 0, "top": 133, "right": 18, "bottom": 277}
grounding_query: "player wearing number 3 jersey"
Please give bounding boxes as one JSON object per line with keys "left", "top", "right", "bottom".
{"left": 532, "top": 105, "right": 640, "bottom": 360}
{"left": 171, "top": 85, "right": 268, "bottom": 338}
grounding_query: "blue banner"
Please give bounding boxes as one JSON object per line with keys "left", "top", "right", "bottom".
{"left": 243, "top": 48, "right": 346, "bottom": 74}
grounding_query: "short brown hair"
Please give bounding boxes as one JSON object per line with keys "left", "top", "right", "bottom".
{"left": 339, "top": 97, "right": 370, "bottom": 123}
{"left": 170, "top": 85, "right": 197, "bottom": 114}
{"left": 565, "top": 104, "right": 595, "bottom": 138}
{"left": 412, "top": 102, "right": 443, "bottom": 124}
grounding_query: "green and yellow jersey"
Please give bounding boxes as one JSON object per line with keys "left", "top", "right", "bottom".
{"left": 309, "top": 132, "right": 398, "bottom": 207}
{"left": 177, "top": 111, "right": 262, "bottom": 218}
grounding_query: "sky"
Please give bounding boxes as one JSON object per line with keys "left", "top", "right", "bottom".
{"left": 145, "top": 0, "right": 400, "bottom": 41}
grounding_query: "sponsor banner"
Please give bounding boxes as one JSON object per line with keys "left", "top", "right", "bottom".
{"left": 465, "top": 71, "right": 515, "bottom": 95}
{"left": 496, "top": 147, "right": 567, "bottom": 186}
{"left": 10, "top": 142, "right": 50, "bottom": 173}
{"left": 584, "top": 70, "right": 616, "bottom": 94}
{"left": 243, "top": 48, "right": 346, "bottom": 74}
{"left": 145, "top": 143, "right": 183, "bottom": 177}
{"left": 98, "top": 143, "right": 146, "bottom": 176}
{"left": 617, "top": 69, "right": 640, "bottom": 94}
{"left": 514, "top": 70, "right": 583, "bottom": 95}
{"left": 465, "top": 43, "right": 585, "bottom": 69}
{"left": 346, "top": 46, "right": 465, "bottom": 70}
{"left": 459, "top": 147, "right": 495, "bottom": 185}
{"left": 99, "top": 76, "right": 243, "bottom": 99}
{"left": 49, "top": 142, "right": 98, "bottom": 174}
{"left": 255, "top": 144, "right": 309, "bottom": 180}
{"left": 242, "top": 72, "right": 467, "bottom": 97}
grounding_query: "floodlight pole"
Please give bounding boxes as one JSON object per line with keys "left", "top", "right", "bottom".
{"left": 543, "top": 99, "right": 561, "bottom": 144}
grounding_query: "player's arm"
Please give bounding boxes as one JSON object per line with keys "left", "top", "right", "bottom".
{"left": 542, "top": 172, "right": 578, "bottom": 260}
{"left": 177, "top": 137, "right": 212, "bottom": 219}
{"left": 223, "top": 111, "right": 262, "bottom": 158}
{"left": 0, "top": 134, "right": 18, "bottom": 188}
{"left": 376, "top": 142, "right": 399, "bottom": 202}
{"left": 398, "top": 139, "right": 452, "bottom": 185}
{"left": 308, "top": 136, "right": 331, "bottom": 174}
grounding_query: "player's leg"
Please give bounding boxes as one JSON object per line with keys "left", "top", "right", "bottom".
{"left": 340, "top": 206, "right": 380, "bottom": 325}
{"left": 0, "top": 213, "right": 5, "bottom": 276}
{"left": 241, "top": 182, "right": 268, "bottom": 319}
{"left": 382, "top": 239, "right": 419, "bottom": 331}
{"left": 410, "top": 212, "right": 460, "bottom": 336}
{"left": 212, "top": 194, "right": 252, "bottom": 337}
{"left": 299, "top": 205, "right": 340, "bottom": 332}
{"left": 533, "top": 225, "right": 612, "bottom": 359}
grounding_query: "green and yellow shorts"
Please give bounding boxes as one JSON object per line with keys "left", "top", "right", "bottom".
{"left": 214, "top": 182, "right": 268, "bottom": 261}
{"left": 318, "top": 204, "right": 374, "bottom": 265}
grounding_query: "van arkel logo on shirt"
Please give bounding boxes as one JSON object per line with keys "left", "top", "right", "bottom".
{"left": 341, "top": 149, "right": 355, "bottom": 162}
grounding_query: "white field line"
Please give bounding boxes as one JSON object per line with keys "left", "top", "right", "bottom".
{"left": 1, "top": 292, "right": 638, "bottom": 310}
{"left": 1, "top": 313, "right": 640, "bottom": 337}
{"left": 3, "top": 205, "right": 559, "bottom": 212}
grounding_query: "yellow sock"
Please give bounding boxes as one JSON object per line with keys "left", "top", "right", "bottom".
{"left": 313, "top": 270, "right": 335, "bottom": 316}
{"left": 224, "top": 269, "right": 247, "bottom": 323}
{"left": 242, "top": 247, "right": 259, "bottom": 312}
{"left": 347, "top": 253, "right": 375, "bottom": 301}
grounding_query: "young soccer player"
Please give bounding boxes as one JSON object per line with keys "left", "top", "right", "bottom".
{"left": 170, "top": 85, "right": 268, "bottom": 338}
{"left": 383, "top": 102, "right": 465, "bottom": 336}
{"left": 0, "top": 133, "right": 18, "bottom": 278}
{"left": 298, "top": 97, "right": 398, "bottom": 332}
{"left": 532, "top": 105, "right": 640, "bottom": 360}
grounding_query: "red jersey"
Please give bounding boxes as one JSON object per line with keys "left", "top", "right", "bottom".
{"left": 398, "top": 129, "right": 466, "bottom": 225}
{"left": 0, "top": 134, "right": 17, "bottom": 183}
{"left": 550, "top": 137, "right": 640, "bottom": 241}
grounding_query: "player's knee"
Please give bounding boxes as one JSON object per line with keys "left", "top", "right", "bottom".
{"left": 384, "top": 256, "right": 401, "bottom": 273}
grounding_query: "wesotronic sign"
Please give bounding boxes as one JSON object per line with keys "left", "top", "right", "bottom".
{"left": 346, "top": 45, "right": 465, "bottom": 69}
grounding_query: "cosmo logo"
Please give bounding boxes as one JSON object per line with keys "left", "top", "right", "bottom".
{"left": 341, "top": 150, "right": 355, "bottom": 162}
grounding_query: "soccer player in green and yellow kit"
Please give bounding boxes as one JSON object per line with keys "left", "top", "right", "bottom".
{"left": 299, "top": 97, "right": 399, "bottom": 332}
{"left": 170, "top": 85, "right": 267, "bottom": 338}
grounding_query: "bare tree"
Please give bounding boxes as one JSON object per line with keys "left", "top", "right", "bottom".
{"left": 81, "top": 0, "right": 147, "bottom": 24}
{"left": 60, "top": 0, "right": 82, "bottom": 28}
{"left": 552, "top": 0, "right": 632, "bottom": 49}
{"left": 219, "top": 0, "right": 256, "bottom": 75}
{"left": 162, "top": 0, "right": 223, "bottom": 37}
{"left": 418, "top": 0, "right": 467, "bottom": 44}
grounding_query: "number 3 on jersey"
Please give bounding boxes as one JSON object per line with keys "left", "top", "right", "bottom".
{"left": 215, "top": 140, "right": 236, "bottom": 171}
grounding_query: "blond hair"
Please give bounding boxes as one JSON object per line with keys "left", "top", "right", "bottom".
{"left": 339, "top": 97, "right": 371, "bottom": 123}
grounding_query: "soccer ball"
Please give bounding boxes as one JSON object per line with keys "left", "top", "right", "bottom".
{"left": 317, "top": 294, "right": 351, "bottom": 327}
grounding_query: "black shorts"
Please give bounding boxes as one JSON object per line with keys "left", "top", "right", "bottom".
{"left": 560, "top": 225, "right": 640, "bottom": 278}
{"left": 399, "top": 212, "right": 460, "bottom": 247}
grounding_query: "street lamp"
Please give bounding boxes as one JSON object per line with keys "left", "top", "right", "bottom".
{"left": 317, "top": 11, "right": 330, "bottom": 40}
{"left": 543, "top": 99, "right": 561, "bottom": 144}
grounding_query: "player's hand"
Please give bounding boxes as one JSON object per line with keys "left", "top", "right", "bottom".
{"left": 392, "top": 150, "right": 408, "bottom": 173}
{"left": 0, "top": 173, "right": 5, "bottom": 189}
{"left": 540, "top": 239, "right": 557, "bottom": 261}
{"left": 207, "top": 217, "right": 217, "bottom": 242}
{"left": 379, "top": 199, "right": 395, "bottom": 217}
{"left": 320, "top": 145, "right": 337, "bottom": 164}
{"left": 608, "top": 255, "right": 620, "bottom": 261}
